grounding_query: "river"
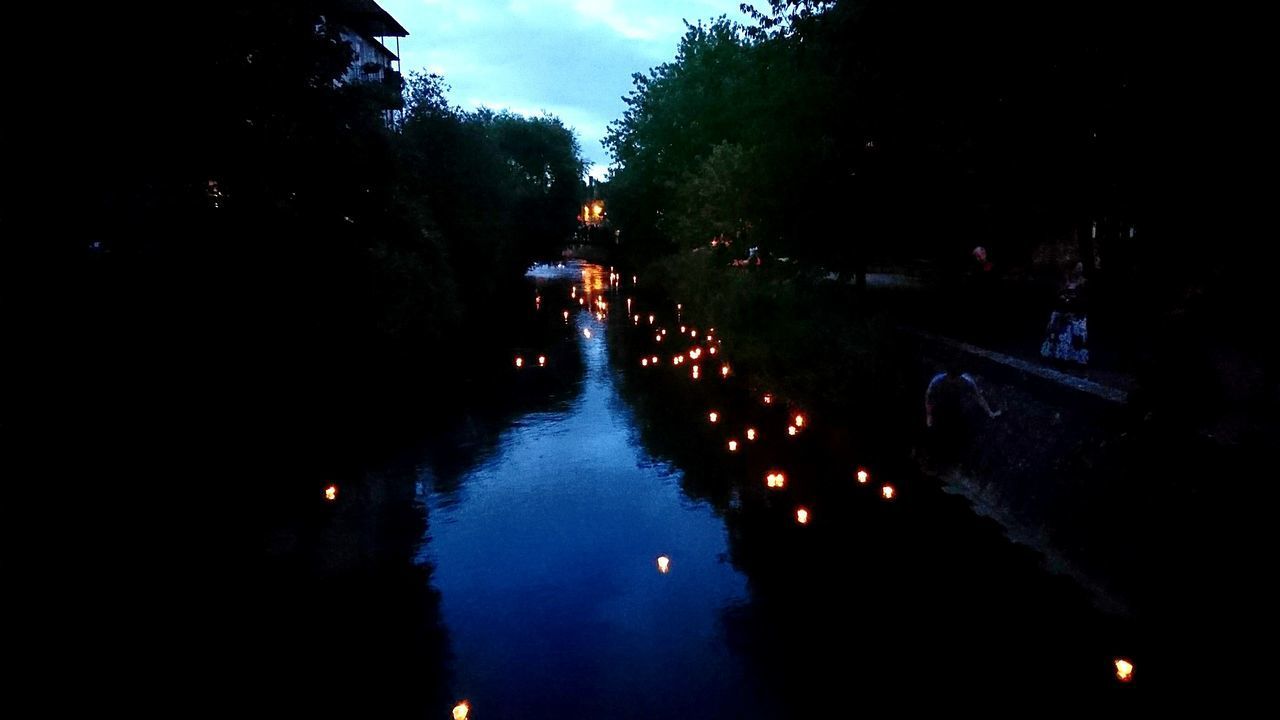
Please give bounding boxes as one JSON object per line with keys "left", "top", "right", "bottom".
{"left": 404, "top": 260, "right": 1135, "bottom": 716}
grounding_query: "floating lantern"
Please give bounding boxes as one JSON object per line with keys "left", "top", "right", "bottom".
{"left": 324, "top": 485, "right": 338, "bottom": 502}
{"left": 856, "top": 469, "right": 869, "bottom": 484}
{"left": 746, "top": 428, "right": 757, "bottom": 441}
{"left": 721, "top": 365, "right": 730, "bottom": 378}
{"left": 708, "top": 346, "right": 717, "bottom": 355}
{"left": 563, "top": 310, "right": 569, "bottom": 321}
{"left": 691, "top": 365, "right": 700, "bottom": 379}
{"left": 648, "top": 315, "right": 655, "bottom": 324}
{"left": 452, "top": 701, "right": 470, "bottom": 720}
{"left": 690, "top": 329, "right": 698, "bottom": 338}
{"left": 579, "top": 298, "right": 585, "bottom": 306}
{"left": 794, "top": 414, "right": 805, "bottom": 428}
{"left": 661, "top": 329, "right": 667, "bottom": 335}
{"left": 766, "top": 472, "right": 786, "bottom": 489}
{"left": 571, "top": 287, "right": 576, "bottom": 298}
{"left": 641, "top": 358, "right": 649, "bottom": 367}
{"left": 788, "top": 425, "right": 798, "bottom": 437}
{"left": 656, "top": 334, "right": 662, "bottom": 342}
{"left": 1114, "top": 659, "right": 1134, "bottom": 683}
{"left": 681, "top": 326, "right": 687, "bottom": 333}
{"left": 881, "top": 485, "right": 896, "bottom": 500}
{"left": 796, "top": 507, "right": 810, "bottom": 525}
{"left": 728, "top": 440, "right": 738, "bottom": 452}
{"left": 763, "top": 394, "right": 773, "bottom": 405}
{"left": 651, "top": 356, "right": 659, "bottom": 364}
{"left": 634, "top": 314, "right": 640, "bottom": 324}
{"left": 689, "top": 349, "right": 701, "bottom": 360}
{"left": 657, "top": 555, "right": 671, "bottom": 574}
{"left": 583, "top": 328, "right": 592, "bottom": 339}
{"left": 706, "top": 335, "right": 713, "bottom": 342}
{"left": 514, "top": 357, "right": 524, "bottom": 369}
{"left": 709, "top": 412, "right": 719, "bottom": 423}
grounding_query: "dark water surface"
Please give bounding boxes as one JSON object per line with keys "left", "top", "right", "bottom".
{"left": 406, "top": 261, "right": 1137, "bottom": 717}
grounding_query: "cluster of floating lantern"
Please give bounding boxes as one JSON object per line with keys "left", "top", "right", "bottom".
{"left": 526, "top": 270, "right": 1127, "bottom": 688}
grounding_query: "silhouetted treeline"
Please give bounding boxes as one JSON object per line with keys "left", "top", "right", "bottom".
{"left": 6, "top": 4, "right": 584, "bottom": 702}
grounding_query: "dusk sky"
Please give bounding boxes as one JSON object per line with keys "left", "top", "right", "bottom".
{"left": 378, "top": 0, "right": 749, "bottom": 180}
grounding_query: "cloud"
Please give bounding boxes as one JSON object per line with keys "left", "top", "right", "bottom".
{"left": 378, "top": 0, "right": 747, "bottom": 168}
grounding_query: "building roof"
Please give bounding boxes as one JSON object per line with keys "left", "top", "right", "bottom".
{"left": 328, "top": 0, "right": 408, "bottom": 37}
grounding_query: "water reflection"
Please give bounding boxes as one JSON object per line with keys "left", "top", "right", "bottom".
{"left": 418, "top": 266, "right": 769, "bottom": 719}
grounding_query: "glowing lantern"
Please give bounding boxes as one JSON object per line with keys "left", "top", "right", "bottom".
{"left": 452, "top": 701, "right": 470, "bottom": 720}
{"left": 881, "top": 485, "right": 896, "bottom": 500}
{"left": 794, "top": 414, "right": 805, "bottom": 428}
{"left": 651, "top": 356, "right": 659, "bottom": 364}
{"left": 648, "top": 315, "right": 655, "bottom": 324}
{"left": 677, "top": 304, "right": 682, "bottom": 310}
{"left": 634, "top": 314, "right": 640, "bottom": 323}
{"left": 763, "top": 394, "right": 773, "bottom": 405}
{"left": 690, "top": 329, "right": 697, "bottom": 338}
{"left": 728, "top": 440, "right": 738, "bottom": 452}
{"left": 656, "top": 334, "right": 662, "bottom": 343}
{"left": 579, "top": 298, "right": 585, "bottom": 306}
{"left": 633, "top": 276, "right": 637, "bottom": 284}
{"left": 708, "top": 346, "right": 717, "bottom": 355}
{"left": 709, "top": 412, "right": 719, "bottom": 423}
{"left": 689, "top": 349, "right": 700, "bottom": 360}
{"left": 657, "top": 555, "right": 671, "bottom": 574}
{"left": 514, "top": 357, "right": 524, "bottom": 369}
{"left": 706, "top": 335, "right": 713, "bottom": 342}
{"left": 324, "top": 485, "right": 338, "bottom": 502}
{"left": 691, "top": 365, "right": 700, "bottom": 379}
{"left": 766, "top": 472, "right": 786, "bottom": 489}
{"left": 641, "top": 358, "right": 649, "bottom": 367}
{"left": 583, "top": 328, "right": 592, "bottom": 339}
{"left": 796, "top": 507, "right": 810, "bottom": 525}
{"left": 788, "top": 426, "right": 798, "bottom": 437}
{"left": 571, "top": 287, "right": 576, "bottom": 298}
{"left": 596, "top": 312, "right": 604, "bottom": 321}
{"left": 721, "top": 365, "right": 730, "bottom": 378}
{"left": 746, "top": 428, "right": 757, "bottom": 441}
{"left": 681, "top": 326, "right": 687, "bottom": 333}
{"left": 661, "top": 329, "right": 667, "bottom": 335}
{"left": 1114, "top": 659, "right": 1134, "bottom": 683}
{"left": 563, "top": 310, "right": 569, "bottom": 321}
{"left": 856, "top": 469, "right": 869, "bottom": 484}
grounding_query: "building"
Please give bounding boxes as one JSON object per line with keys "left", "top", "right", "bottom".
{"left": 324, "top": 0, "right": 408, "bottom": 120}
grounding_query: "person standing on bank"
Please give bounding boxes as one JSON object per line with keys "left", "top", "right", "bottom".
{"left": 1040, "top": 261, "right": 1090, "bottom": 365}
